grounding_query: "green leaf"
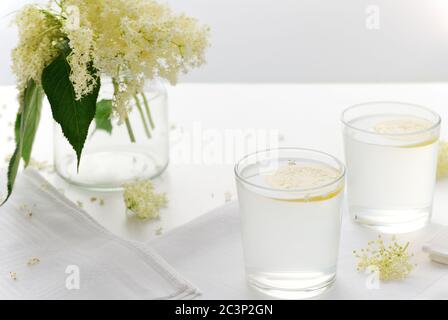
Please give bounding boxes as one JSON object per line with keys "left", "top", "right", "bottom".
{"left": 95, "top": 99, "right": 113, "bottom": 134}
{"left": 14, "top": 112, "right": 21, "bottom": 144}
{"left": 42, "top": 50, "right": 100, "bottom": 168}
{"left": 3, "top": 147, "right": 21, "bottom": 205}
{"left": 20, "top": 81, "right": 43, "bottom": 166}
{"left": 2, "top": 80, "right": 43, "bottom": 205}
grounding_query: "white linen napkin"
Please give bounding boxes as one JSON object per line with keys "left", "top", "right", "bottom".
{"left": 423, "top": 228, "right": 448, "bottom": 265}
{"left": 150, "top": 202, "right": 448, "bottom": 300}
{"left": 0, "top": 169, "right": 200, "bottom": 300}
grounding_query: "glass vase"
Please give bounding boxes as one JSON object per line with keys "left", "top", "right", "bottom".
{"left": 54, "top": 79, "right": 169, "bottom": 191}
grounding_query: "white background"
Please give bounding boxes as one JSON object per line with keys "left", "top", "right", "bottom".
{"left": 2, "top": 0, "right": 448, "bottom": 84}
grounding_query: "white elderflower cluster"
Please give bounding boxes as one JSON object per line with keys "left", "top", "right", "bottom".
{"left": 62, "top": 0, "right": 209, "bottom": 119}
{"left": 12, "top": 0, "right": 210, "bottom": 120}
{"left": 64, "top": 25, "right": 96, "bottom": 100}
{"left": 123, "top": 179, "right": 167, "bottom": 220}
{"left": 11, "top": 5, "right": 64, "bottom": 94}
{"left": 438, "top": 141, "right": 448, "bottom": 179}
{"left": 112, "top": 76, "right": 145, "bottom": 122}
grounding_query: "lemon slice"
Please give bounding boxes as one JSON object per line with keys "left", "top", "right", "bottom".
{"left": 373, "top": 118, "right": 437, "bottom": 148}
{"left": 373, "top": 118, "right": 433, "bottom": 135}
{"left": 399, "top": 138, "right": 438, "bottom": 149}
{"left": 266, "top": 162, "right": 343, "bottom": 202}
{"left": 275, "top": 185, "right": 344, "bottom": 202}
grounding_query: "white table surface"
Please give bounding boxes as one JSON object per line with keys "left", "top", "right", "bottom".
{"left": 1, "top": 83, "right": 447, "bottom": 243}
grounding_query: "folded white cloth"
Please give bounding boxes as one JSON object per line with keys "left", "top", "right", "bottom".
{"left": 0, "top": 169, "right": 199, "bottom": 300}
{"left": 423, "top": 228, "right": 448, "bottom": 265}
{"left": 151, "top": 202, "right": 448, "bottom": 300}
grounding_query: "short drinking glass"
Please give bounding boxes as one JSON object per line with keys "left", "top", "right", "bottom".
{"left": 342, "top": 102, "right": 441, "bottom": 233}
{"left": 235, "top": 148, "right": 345, "bottom": 299}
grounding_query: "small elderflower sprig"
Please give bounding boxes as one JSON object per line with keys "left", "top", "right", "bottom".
{"left": 123, "top": 179, "right": 167, "bottom": 220}
{"left": 353, "top": 235, "right": 415, "bottom": 281}
{"left": 438, "top": 141, "right": 448, "bottom": 179}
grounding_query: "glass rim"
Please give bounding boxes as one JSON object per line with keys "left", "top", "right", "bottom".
{"left": 234, "top": 147, "right": 346, "bottom": 193}
{"left": 341, "top": 101, "right": 441, "bottom": 137}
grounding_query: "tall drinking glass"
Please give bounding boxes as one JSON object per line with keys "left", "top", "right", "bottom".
{"left": 342, "top": 102, "right": 441, "bottom": 233}
{"left": 235, "top": 148, "right": 345, "bottom": 299}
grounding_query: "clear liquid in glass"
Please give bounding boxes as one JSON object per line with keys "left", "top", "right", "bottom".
{"left": 344, "top": 114, "right": 439, "bottom": 233}
{"left": 236, "top": 158, "right": 344, "bottom": 298}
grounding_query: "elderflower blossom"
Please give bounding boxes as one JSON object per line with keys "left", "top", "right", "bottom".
{"left": 64, "top": 26, "right": 96, "bottom": 100}
{"left": 62, "top": 0, "right": 209, "bottom": 119}
{"left": 353, "top": 235, "right": 415, "bottom": 281}
{"left": 123, "top": 179, "right": 167, "bottom": 220}
{"left": 12, "top": 0, "right": 210, "bottom": 121}
{"left": 113, "top": 76, "right": 145, "bottom": 122}
{"left": 437, "top": 141, "right": 448, "bottom": 179}
{"left": 11, "top": 5, "right": 64, "bottom": 94}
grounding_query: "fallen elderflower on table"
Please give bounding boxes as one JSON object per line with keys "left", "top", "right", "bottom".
{"left": 353, "top": 235, "right": 415, "bottom": 281}
{"left": 123, "top": 179, "right": 167, "bottom": 221}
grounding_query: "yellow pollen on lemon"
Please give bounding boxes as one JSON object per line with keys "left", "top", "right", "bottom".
{"left": 266, "top": 162, "right": 342, "bottom": 202}
{"left": 373, "top": 118, "right": 437, "bottom": 148}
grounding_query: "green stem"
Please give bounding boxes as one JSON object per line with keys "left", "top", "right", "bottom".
{"left": 141, "top": 92, "right": 155, "bottom": 130}
{"left": 113, "top": 78, "right": 136, "bottom": 143}
{"left": 124, "top": 117, "right": 136, "bottom": 143}
{"left": 133, "top": 95, "right": 151, "bottom": 139}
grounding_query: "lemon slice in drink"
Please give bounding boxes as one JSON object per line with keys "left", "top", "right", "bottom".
{"left": 373, "top": 118, "right": 433, "bottom": 135}
{"left": 373, "top": 118, "right": 437, "bottom": 148}
{"left": 266, "top": 161, "right": 343, "bottom": 202}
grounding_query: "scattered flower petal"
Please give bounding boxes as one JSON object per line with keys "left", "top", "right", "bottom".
{"left": 155, "top": 227, "right": 163, "bottom": 236}
{"left": 27, "top": 257, "right": 40, "bottom": 266}
{"left": 224, "top": 191, "right": 232, "bottom": 203}
{"left": 10, "top": 272, "right": 17, "bottom": 281}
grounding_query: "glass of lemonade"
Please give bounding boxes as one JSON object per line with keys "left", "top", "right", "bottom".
{"left": 342, "top": 102, "right": 441, "bottom": 233}
{"left": 235, "top": 148, "right": 345, "bottom": 299}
